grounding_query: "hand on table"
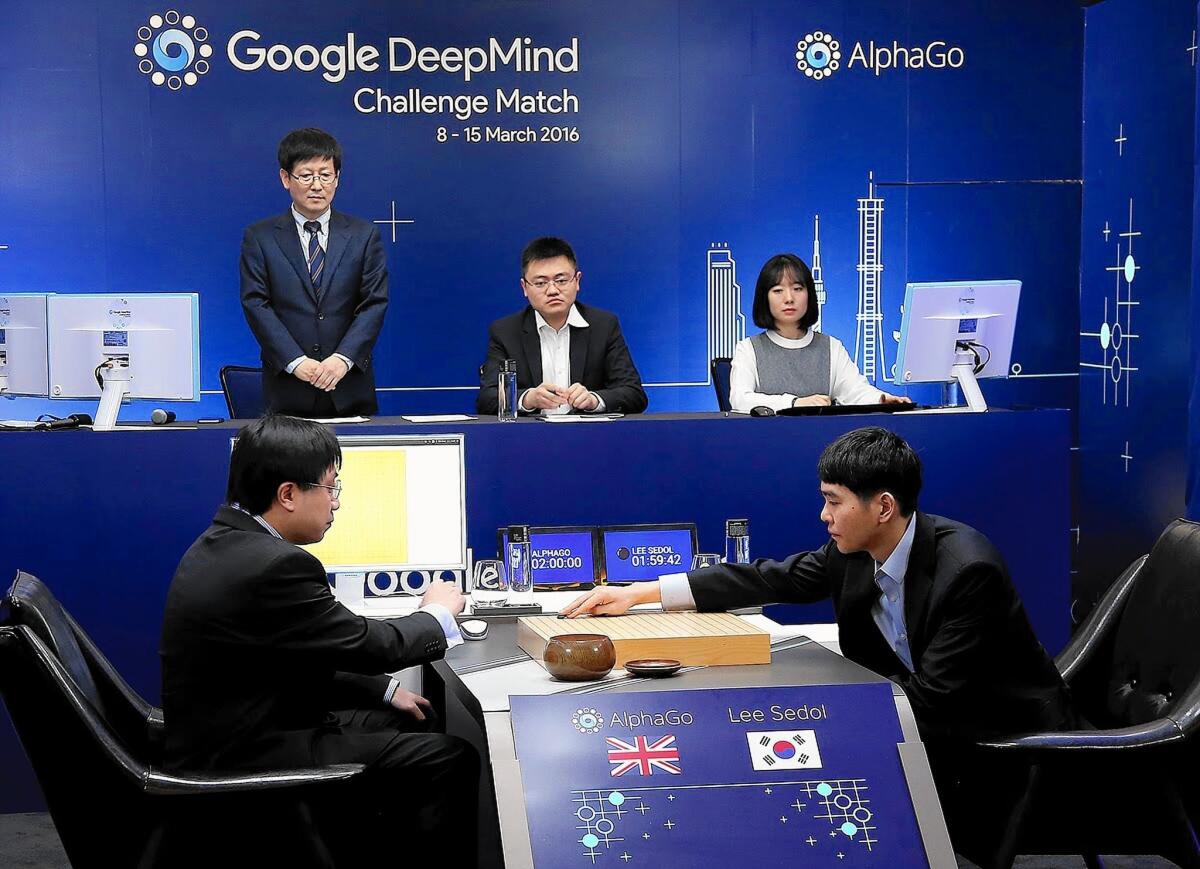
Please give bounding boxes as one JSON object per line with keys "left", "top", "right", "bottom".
{"left": 560, "top": 586, "right": 646, "bottom": 618}
{"left": 792, "top": 394, "right": 832, "bottom": 408}
{"left": 565, "top": 383, "right": 600, "bottom": 411}
{"left": 523, "top": 383, "right": 570, "bottom": 411}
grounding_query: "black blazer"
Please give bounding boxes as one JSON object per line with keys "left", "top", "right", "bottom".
{"left": 688, "top": 512, "right": 1074, "bottom": 742}
{"left": 239, "top": 210, "right": 388, "bottom": 415}
{"left": 476, "top": 303, "right": 648, "bottom": 414}
{"left": 160, "top": 507, "right": 447, "bottom": 772}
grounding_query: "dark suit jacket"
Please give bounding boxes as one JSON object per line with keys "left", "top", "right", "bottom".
{"left": 476, "top": 303, "right": 648, "bottom": 414}
{"left": 160, "top": 506, "right": 447, "bottom": 772}
{"left": 688, "top": 512, "right": 1074, "bottom": 742}
{"left": 240, "top": 210, "right": 388, "bottom": 415}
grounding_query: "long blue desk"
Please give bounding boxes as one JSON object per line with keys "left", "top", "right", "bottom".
{"left": 0, "top": 409, "right": 1070, "bottom": 812}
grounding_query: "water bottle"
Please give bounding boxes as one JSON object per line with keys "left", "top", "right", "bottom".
{"left": 498, "top": 359, "right": 519, "bottom": 421}
{"left": 507, "top": 524, "right": 533, "bottom": 596}
{"left": 725, "top": 518, "right": 750, "bottom": 564}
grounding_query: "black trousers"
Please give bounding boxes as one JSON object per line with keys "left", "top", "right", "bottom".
{"left": 312, "top": 707, "right": 481, "bottom": 867}
{"left": 146, "top": 707, "right": 480, "bottom": 869}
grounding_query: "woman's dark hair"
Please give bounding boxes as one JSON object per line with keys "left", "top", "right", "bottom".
{"left": 817, "top": 427, "right": 922, "bottom": 516}
{"left": 226, "top": 414, "right": 342, "bottom": 514}
{"left": 751, "top": 253, "right": 819, "bottom": 332}
{"left": 277, "top": 128, "right": 342, "bottom": 174}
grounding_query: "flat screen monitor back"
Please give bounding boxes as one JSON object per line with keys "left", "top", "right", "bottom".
{"left": 46, "top": 293, "right": 200, "bottom": 400}
{"left": 894, "top": 280, "right": 1021, "bottom": 385}
{"left": 0, "top": 293, "right": 51, "bottom": 396}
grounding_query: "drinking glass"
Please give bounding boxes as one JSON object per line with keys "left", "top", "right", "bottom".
{"left": 690, "top": 553, "right": 722, "bottom": 570}
{"left": 471, "top": 559, "right": 509, "bottom": 608}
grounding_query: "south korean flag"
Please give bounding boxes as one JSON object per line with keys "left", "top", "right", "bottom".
{"left": 746, "top": 730, "right": 822, "bottom": 771}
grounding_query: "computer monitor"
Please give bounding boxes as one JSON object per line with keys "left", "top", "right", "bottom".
{"left": 497, "top": 526, "right": 599, "bottom": 588}
{"left": 893, "top": 280, "right": 1021, "bottom": 412}
{"left": 302, "top": 434, "right": 468, "bottom": 594}
{"left": 46, "top": 293, "right": 200, "bottom": 429}
{"left": 0, "top": 293, "right": 51, "bottom": 397}
{"left": 599, "top": 523, "right": 699, "bottom": 583}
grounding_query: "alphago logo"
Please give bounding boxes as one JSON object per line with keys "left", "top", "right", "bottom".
{"left": 796, "top": 29, "right": 965, "bottom": 81}
{"left": 795, "top": 31, "right": 842, "bottom": 81}
{"left": 133, "top": 10, "right": 214, "bottom": 91}
{"left": 572, "top": 708, "right": 604, "bottom": 734}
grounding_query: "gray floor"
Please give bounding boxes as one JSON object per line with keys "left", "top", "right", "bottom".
{"left": 0, "top": 812, "right": 1180, "bottom": 868}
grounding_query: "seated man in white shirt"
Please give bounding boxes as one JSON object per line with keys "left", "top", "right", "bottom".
{"left": 476, "top": 236, "right": 648, "bottom": 415}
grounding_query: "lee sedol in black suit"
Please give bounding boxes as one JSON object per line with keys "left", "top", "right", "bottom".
{"left": 240, "top": 128, "right": 388, "bottom": 417}
{"left": 562, "top": 427, "right": 1075, "bottom": 746}
{"left": 477, "top": 236, "right": 647, "bottom": 415}
{"left": 161, "top": 415, "right": 477, "bottom": 861}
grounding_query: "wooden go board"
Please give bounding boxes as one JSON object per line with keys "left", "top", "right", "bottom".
{"left": 517, "top": 612, "right": 771, "bottom": 669}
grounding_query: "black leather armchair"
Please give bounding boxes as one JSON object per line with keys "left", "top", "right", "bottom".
{"left": 961, "top": 519, "right": 1200, "bottom": 869}
{"left": 0, "top": 571, "right": 366, "bottom": 868}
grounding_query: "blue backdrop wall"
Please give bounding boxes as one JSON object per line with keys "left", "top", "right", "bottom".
{"left": 1077, "top": 0, "right": 1197, "bottom": 617}
{"left": 0, "top": 0, "right": 1083, "bottom": 421}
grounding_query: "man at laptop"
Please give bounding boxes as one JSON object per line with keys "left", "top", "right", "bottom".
{"left": 161, "top": 414, "right": 477, "bottom": 864}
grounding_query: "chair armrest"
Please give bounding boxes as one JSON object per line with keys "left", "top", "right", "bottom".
{"left": 974, "top": 718, "right": 1186, "bottom": 756}
{"left": 1056, "top": 554, "right": 1146, "bottom": 684}
{"left": 144, "top": 763, "right": 367, "bottom": 796}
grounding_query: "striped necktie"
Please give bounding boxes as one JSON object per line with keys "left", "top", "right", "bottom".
{"left": 303, "top": 220, "right": 325, "bottom": 293}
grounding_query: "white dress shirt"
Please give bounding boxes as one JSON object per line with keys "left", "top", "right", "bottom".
{"left": 517, "top": 304, "right": 606, "bottom": 413}
{"left": 284, "top": 206, "right": 353, "bottom": 376}
{"left": 728, "top": 329, "right": 883, "bottom": 412}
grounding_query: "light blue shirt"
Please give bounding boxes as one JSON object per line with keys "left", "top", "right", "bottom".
{"left": 871, "top": 516, "right": 916, "bottom": 672}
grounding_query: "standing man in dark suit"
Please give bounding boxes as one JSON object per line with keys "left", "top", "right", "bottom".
{"left": 561, "top": 427, "right": 1074, "bottom": 780}
{"left": 476, "top": 236, "right": 648, "bottom": 415}
{"left": 161, "top": 415, "right": 477, "bottom": 863}
{"left": 240, "top": 128, "right": 388, "bottom": 417}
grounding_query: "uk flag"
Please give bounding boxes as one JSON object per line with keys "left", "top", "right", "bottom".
{"left": 605, "top": 734, "right": 682, "bottom": 777}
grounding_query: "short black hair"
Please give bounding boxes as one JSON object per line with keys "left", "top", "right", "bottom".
{"left": 751, "top": 254, "right": 819, "bottom": 331}
{"left": 817, "top": 427, "right": 921, "bottom": 516}
{"left": 521, "top": 237, "right": 578, "bottom": 276}
{"left": 277, "top": 128, "right": 342, "bottom": 174}
{"left": 226, "top": 414, "right": 342, "bottom": 515}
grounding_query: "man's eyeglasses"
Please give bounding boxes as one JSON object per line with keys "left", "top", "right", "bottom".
{"left": 289, "top": 172, "right": 338, "bottom": 187}
{"left": 307, "top": 481, "right": 342, "bottom": 498}
{"left": 523, "top": 273, "right": 578, "bottom": 291}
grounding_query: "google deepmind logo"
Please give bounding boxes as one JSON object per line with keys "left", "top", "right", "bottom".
{"left": 134, "top": 10, "right": 213, "bottom": 90}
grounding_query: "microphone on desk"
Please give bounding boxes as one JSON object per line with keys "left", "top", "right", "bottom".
{"left": 34, "top": 413, "right": 93, "bottom": 431}
{"left": 151, "top": 409, "right": 177, "bottom": 425}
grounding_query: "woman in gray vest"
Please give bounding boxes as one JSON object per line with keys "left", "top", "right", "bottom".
{"left": 728, "top": 253, "right": 910, "bottom": 412}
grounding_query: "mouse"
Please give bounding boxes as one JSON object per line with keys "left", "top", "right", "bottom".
{"left": 749, "top": 406, "right": 776, "bottom": 417}
{"left": 460, "top": 619, "right": 489, "bottom": 641}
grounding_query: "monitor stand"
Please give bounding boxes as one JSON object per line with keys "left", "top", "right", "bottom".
{"left": 950, "top": 357, "right": 988, "bottom": 412}
{"left": 94, "top": 362, "right": 132, "bottom": 431}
